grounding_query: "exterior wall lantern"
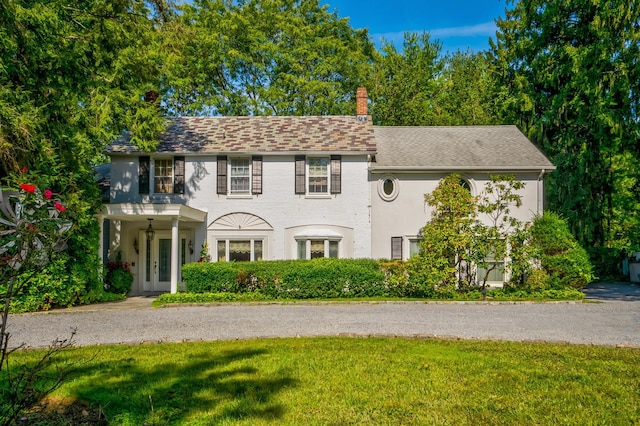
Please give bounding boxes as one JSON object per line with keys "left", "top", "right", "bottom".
{"left": 188, "top": 240, "right": 194, "bottom": 255}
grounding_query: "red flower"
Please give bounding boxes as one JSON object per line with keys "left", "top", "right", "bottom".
{"left": 19, "top": 183, "right": 36, "bottom": 193}
{"left": 54, "top": 202, "right": 66, "bottom": 212}
{"left": 44, "top": 189, "right": 53, "bottom": 199}
{"left": 21, "top": 167, "right": 27, "bottom": 173}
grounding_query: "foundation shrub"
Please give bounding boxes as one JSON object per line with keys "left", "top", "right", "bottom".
{"left": 530, "top": 212, "right": 595, "bottom": 289}
{"left": 182, "top": 258, "right": 385, "bottom": 298}
{"left": 182, "top": 262, "right": 239, "bottom": 293}
{"left": 7, "top": 257, "right": 86, "bottom": 313}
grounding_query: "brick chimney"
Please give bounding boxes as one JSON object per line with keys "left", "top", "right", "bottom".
{"left": 356, "top": 87, "right": 368, "bottom": 120}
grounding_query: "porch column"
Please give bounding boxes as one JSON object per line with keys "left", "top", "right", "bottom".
{"left": 170, "top": 217, "right": 179, "bottom": 294}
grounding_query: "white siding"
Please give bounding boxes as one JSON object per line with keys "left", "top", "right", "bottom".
{"left": 370, "top": 171, "right": 544, "bottom": 260}
{"left": 109, "top": 154, "right": 372, "bottom": 260}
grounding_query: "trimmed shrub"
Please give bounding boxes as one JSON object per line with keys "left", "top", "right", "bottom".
{"left": 104, "top": 260, "right": 134, "bottom": 294}
{"left": 530, "top": 212, "right": 595, "bottom": 289}
{"left": 182, "top": 258, "right": 386, "bottom": 299}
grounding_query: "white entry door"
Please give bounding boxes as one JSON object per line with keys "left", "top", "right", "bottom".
{"left": 142, "top": 231, "right": 189, "bottom": 292}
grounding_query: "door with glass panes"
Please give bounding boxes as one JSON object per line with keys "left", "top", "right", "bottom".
{"left": 142, "top": 231, "right": 189, "bottom": 292}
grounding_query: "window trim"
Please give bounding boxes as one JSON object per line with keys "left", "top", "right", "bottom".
{"left": 229, "top": 157, "right": 251, "bottom": 195}
{"left": 295, "top": 237, "right": 341, "bottom": 260}
{"left": 218, "top": 155, "right": 262, "bottom": 196}
{"left": 140, "top": 156, "right": 185, "bottom": 196}
{"left": 378, "top": 175, "right": 399, "bottom": 201}
{"left": 215, "top": 238, "right": 264, "bottom": 262}
{"left": 295, "top": 155, "right": 342, "bottom": 196}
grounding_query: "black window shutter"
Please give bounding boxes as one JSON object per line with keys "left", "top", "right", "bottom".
{"left": 391, "top": 237, "right": 403, "bottom": 260}
{"left": 252, "top": 156, "right": 263, "bottom": 195}
{"left": 295, "top": 155, "right": 306, "bottom": 194}
{"left": 330, "top": 155, "right": 341, "bottom": 194}
{"left": 139, "top": 156, "right": 150, "bottom": 194}
{"left": 174, "top": 156, "right": 185, "bottom": 194}
{"left": 217, "top": 156, "right": 228, "bottom": 195}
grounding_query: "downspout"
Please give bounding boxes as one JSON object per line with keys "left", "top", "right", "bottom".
{"left": 537, "top": 169, "right": 546, "bottom": 215}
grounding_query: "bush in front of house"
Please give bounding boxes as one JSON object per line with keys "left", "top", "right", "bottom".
{"left": 182, "top": 258, "right": 389, "bottom": 299}
{"left": 529, "top": 212, "right": 595, "bottom": 289}
{"left": 104, "top": 259, "right": 134, "bottom": 294}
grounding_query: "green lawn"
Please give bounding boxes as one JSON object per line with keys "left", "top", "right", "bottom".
{"left": 10, "top": 337, "right": 640, "bottom": 425}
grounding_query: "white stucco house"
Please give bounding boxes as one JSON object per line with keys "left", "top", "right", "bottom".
{"left": 99, "top": 88, "right": 555, "bottom": 294}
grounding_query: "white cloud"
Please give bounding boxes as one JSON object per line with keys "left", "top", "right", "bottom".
{"left": 371, "top": 21, "right": 497, "bottom": 43}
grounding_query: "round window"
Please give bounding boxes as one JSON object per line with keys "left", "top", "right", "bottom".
{"left": 377, "top": 176, "right": 399, "bottom": 201}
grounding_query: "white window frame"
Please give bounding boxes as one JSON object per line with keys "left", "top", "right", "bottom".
{"left": 307, "top": 157, "right": 330, "bottom": 195}
{"left": 216, "top": 238, "right": 264, "bottom": 262}
{"left": 476, "top": 241, "right": 509, "bottom": 286}
{"left": 408, "top": 237, "right": 421, "bottom": 259}
{"left": 153, "top": 158, "right": 174, "bottom": 194}
{"left": 229, "top": 157, "right": 251, "bottom": 195}
{"left": 296, "top": 238, "right": 340, "bottom": 259}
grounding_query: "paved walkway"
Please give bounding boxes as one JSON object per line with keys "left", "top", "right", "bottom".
{"left": 6, "top": 282, "right": 640, "bottom": 349}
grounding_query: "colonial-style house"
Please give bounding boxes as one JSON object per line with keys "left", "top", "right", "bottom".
{"left": 99, "top": 88, "right": 555, "bottom": 294}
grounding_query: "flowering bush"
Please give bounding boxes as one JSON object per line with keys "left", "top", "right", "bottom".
{"left": 0, "top": 169, "right": 71, "bottom": 274}
{"left": 104, "top": 253, "right": 133, "bottom": 294}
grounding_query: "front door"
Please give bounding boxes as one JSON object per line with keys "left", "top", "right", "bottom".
{"left": 142, "top": 231, "right": 188, "bottom": 292}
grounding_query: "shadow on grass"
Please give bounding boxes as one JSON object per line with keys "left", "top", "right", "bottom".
{"left": 59, "top": 346, "right": 298, "bottom": 424}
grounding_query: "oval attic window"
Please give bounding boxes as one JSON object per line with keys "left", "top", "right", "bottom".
{"left": 378, "top": 176, "right": 399, "bottom": 201}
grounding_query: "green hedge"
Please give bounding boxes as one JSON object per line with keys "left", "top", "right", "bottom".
{"left": 182, "top": 258, "right": 387, "bottom": 299}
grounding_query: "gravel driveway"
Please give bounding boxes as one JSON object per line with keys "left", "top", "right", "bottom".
{"left": 6, "top": 283, "right": 640, "bottom": 349}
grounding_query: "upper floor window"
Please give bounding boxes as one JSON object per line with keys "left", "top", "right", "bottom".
{"left": 295, "top": 155, "right": 341, "bottom": 195}
{"left": 230, "top": 158, "right": 251, "bottom": 194}
{"left": 217, "top": 156, "right": 262, "bottom": 196}
{"left": 138, "top": 156, "right": 184, "bottom": 195}
{"left": 154, "top": 159, "right": 173, "bottom": 193}
{"left": 308, "top": 158, "right": 329, "bottom": 193}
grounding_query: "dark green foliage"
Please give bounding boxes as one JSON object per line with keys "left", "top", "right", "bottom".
{"left": 487, "top": 288, "right": 584, "bottom": 301}
{"left": 104, "top": 269, "right": 134, "bottom": 295}
{"left": 587, "top": 247, "right": 626, "bottom": 281}
{"left": 156, "top": 292, "right": 270, "bottom": 305}
{"left": 182, "top": 258, "right": 387, "bottom": 299}
{"left": 491, "top": 0, "right": 640, "bottom": 250}
{"left": 530, "top": 212, "right": 595, "bottom": 289}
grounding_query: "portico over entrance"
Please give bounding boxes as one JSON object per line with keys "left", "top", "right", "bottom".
{"left": 97, "top": 203, "right": 207, "bottom": 294}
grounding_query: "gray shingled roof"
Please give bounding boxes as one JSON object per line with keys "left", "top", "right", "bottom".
{"left": 372, "top": 125, "right": 555, "bottom": 171}
{"left": 107, "top": 116, "right": 376, "bottom": 154}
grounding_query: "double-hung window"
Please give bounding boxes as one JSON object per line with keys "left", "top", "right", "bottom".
{"left": 308, "top": 158, "right": 329, "bottom": 194}
{"left": 295, "top": 155, "right": 341, "bottom": 195}
{"left": 154, "top": 159, "right": 173, "bottom": 193}
{"left": 138, "top": 156, "right": 185, "bottom": 195}
{"left": 217, "top": 156, "right": 262, "bottom": 195}
{"left": 230, "top": 158, "right": 251, "bottom": 194}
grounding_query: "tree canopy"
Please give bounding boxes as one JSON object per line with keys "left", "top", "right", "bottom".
{"left": 491, "top": 0, "right": 640, "bottom": 250}
{"left": 165, "top": 0, "right": 375, "bottom": 116}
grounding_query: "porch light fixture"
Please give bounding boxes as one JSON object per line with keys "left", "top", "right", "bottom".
{"left": 188, "top": 240, "right": 194, "bottom": 255}
{"left": 133, "top": 238, "right": 139, "bottom": 254}
{"left": 145, "top": 218, "right": 155, "bottom": 241}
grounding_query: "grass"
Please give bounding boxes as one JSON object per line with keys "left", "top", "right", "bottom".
{"left": 8, "top": 337, "right": 640, "bottom": 425}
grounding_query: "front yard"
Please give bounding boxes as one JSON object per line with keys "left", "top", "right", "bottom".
{"left": 10, "top": 337, "right": 640, "bottom": 425}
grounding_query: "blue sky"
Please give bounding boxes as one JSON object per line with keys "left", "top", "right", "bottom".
{"left": 321, "top": 0, "right": 508, "bottom": 54}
